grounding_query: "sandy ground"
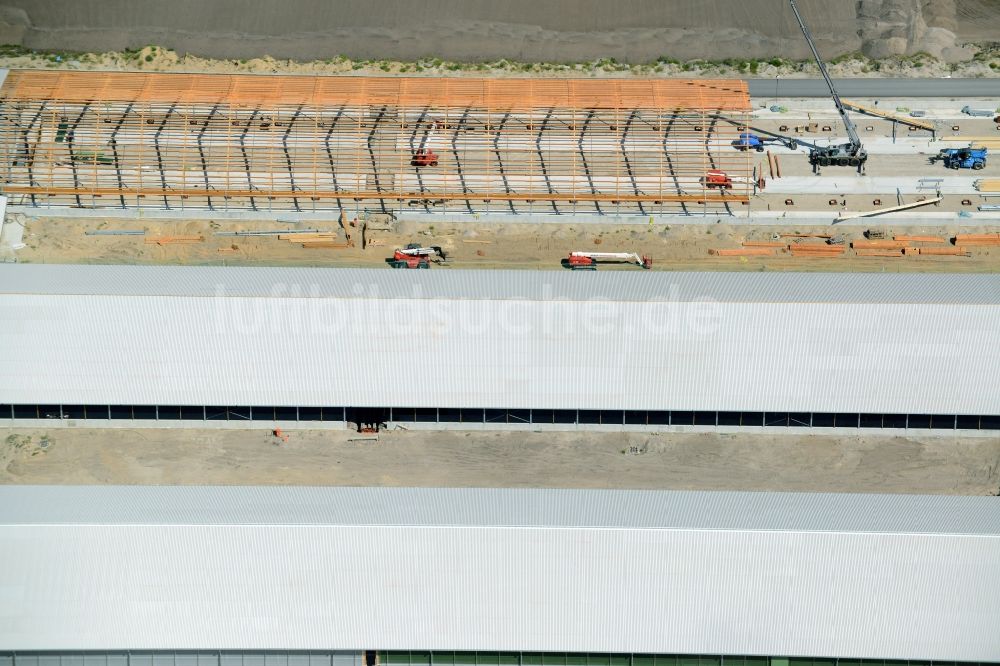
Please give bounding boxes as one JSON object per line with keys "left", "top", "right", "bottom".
{"left": 2, "top": 14, "right": 998, "bottom": 501}
{"left": 12, "top": 215, "right": 1000, "bottom": 274}
{"left": 2, "top": 428, "right": 998, "bottom": 495}
{"left": 3, "top": 0, "right": 999, "bottom": 65}
{"left": 2, "top": 43, "right": 998, "bottom": 82}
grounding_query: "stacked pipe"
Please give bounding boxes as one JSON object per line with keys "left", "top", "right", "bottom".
{"left": 855, "top": 249, "right": 903, "bottom": 257}
{"left": 911, "top": 247, "right": 970, "bottom": 256}
{"left": 953, "top": 233, "right": 1000, "bottom": 246}
{"left": 851, "top": 240, "right": 908, "bottom": 250}
{"left": 788, "top": 242, "right": 844, "bottom": 257}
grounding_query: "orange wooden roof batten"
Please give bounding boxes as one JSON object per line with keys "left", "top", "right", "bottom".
{"left": 0, "top": 70, "right": 751, "bottom": 111}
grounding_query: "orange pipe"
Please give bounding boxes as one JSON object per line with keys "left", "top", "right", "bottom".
{"left": 915, "top": 246, "right": 970, "bottom": 256}
{"left": 855, "top": 249, "right": 903, "bottom": 257}
{"left": 709, "top": 247, "right": 775, "bottom": 256}
{"left": 851, "top": 240, "right": 909, "bottom": 249}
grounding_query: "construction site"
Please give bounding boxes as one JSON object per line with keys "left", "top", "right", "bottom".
{"left": 0, "top": 71, "right": 754, "bottom": 215}
{"left": 3, "top": 68, "right": 1000, "bottom": 269}
{"left": 0, "top": 3, "right": 998, "bottom": 448}
{"left": 0, "top": 0, "right": 999, "bottom": 663}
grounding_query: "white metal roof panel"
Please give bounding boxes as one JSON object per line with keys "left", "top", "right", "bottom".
{"left": 1, "top": 265, "right": 999, "bottom": 412}
{"left": 0, "top": 487, "right": 997, "bottom": 660}
{"left": 1, "top": 264, "right": 999, "bottom": 304}
{"left": 1, "top": 299, "right": 998, "bottom": 412}
{"left": 2, "top": 486, "right": 999, "bottom": 535}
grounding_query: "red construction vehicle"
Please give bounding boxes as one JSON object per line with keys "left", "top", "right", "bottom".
{"left": 411, "top": 148, "right": 439, "bottom": 167}
{"left": 565, "top": 252, "right": 652, "bottom": 270}
{"left": 701, "top": 170, "right": 734, "bottom": 189}
{"left": 388, "top": 243, "right": 447, "bottom": 269}
{"left": 411, "top": 119, "right": 441, "bottom": 167}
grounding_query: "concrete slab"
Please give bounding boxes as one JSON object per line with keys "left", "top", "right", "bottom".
{"left": 0, "top": 197, "right": 26, "bottom": 254}
{"left": 11, "top": 204, "right": 1000, "bottom": 227}
{"left": 765, "top": 176, "right": 980, "bottom": 194}
{"left": 748, "top": 78, "right": 1000, "bottom": 99}
{"left": 752, "top": 97, "right": 1000, "bottom": 119}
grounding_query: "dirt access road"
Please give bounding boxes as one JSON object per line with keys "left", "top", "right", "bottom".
{"left": 3, "top": 428, "right": 999, "bottom": 495}
{"left": 14, "top": 216, "right": 1000, "bottom": 273}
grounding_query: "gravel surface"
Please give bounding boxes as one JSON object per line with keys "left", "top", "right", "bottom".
{"left": 3, "top": 428, "right": 998, "bottom": 495}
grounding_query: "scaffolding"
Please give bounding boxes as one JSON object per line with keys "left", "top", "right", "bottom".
{"left": 0, "top": 71, "right": 754, "bottom": 215}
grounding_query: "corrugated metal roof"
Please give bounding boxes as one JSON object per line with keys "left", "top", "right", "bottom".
{"left": 2, "top": 487, "right": 998, "bottom": 535}
{"left": 1, "top": 264, "right": 999, "bottom": 305}
{"left": 1, "top": 284, "right": 998, "bottom": 411}
{"left": 2, "top": 265, "right": 999, "bottom": 412}
{"left": 0, "top": 487, "right": 998, "bottom": 659}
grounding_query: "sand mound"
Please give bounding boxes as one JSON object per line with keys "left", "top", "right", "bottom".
{"left": 1, "top": 0, "right": 996, "bottom": 63}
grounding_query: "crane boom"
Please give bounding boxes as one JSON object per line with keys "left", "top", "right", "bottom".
{"left": 570, "top": 252, "right": 643, "bottom": 264}
{"left": 788, "top": 0, "right": 861, "bottom": 148}
{"left": 397, "top": 245, "right": 446, "bottom": 258}
{"left": 787, "top": 0, "right": 867, "bottom": 172}
{"left": 566, "top": 251, "right": 652, "bottom": 270}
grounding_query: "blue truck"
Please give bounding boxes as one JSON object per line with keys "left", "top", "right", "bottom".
{"left": 933, "top": 147, "right": 987, "bottom": 170}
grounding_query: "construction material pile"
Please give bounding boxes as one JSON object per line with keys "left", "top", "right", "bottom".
{"left": 709, "top": 231, "right": 1000, "bottom": 260}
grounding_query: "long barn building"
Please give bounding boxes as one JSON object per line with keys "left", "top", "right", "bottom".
{"left": 0, "top": 486, "right": 998, "bottom": 661}
{"left": 0, "top": 263, "right": 998, "bottom": 432}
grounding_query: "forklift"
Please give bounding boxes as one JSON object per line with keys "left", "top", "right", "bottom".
{"left": 932, "top": 147, "right": 987, "bottom": 170}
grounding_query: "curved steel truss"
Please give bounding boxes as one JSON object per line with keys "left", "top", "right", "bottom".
{"left": 0, "top": 71, "right": 754, "bottom": 214}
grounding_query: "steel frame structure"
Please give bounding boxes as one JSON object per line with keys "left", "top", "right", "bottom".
{"left": 0, "top": 71, "right": 753, "bottom": 215}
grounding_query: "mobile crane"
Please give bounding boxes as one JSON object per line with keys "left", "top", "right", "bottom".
{"left": 788, "top": 0, "right": 868, "bottom": 174}
{"left": 565, "top": 252, "right": 652, "bottom": 270}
